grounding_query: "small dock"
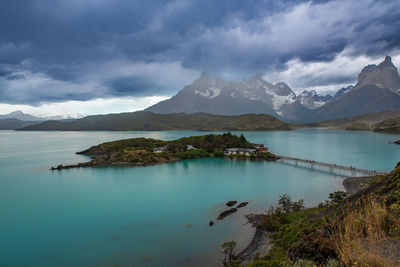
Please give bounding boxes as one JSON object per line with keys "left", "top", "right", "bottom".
{"left": 276, "top": 155, "right": 388, "bottom": 176}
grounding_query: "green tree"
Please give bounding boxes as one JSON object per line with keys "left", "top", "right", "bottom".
{"left": 291, "top": 199, "right": 305, "bottom": 212}
{"left": 329, "top": 191, "right": 347, "bottom": 204}
{"left": 278, "top": 194, "right": 292, "bottom": 213}
{"left": 221, "top": 241, "right": 236, "bottom": 266}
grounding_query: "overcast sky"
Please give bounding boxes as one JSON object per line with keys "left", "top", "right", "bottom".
{"left": 1, "top": 0, "right": 400, "bottom": 116}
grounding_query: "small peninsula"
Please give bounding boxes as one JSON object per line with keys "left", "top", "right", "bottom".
{"left": 51, "top": 133, "right": 279, "bottom": 170}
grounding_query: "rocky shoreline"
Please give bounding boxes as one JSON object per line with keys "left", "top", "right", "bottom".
{"left": 342, "top": 175, "right": 377, "bottom": 195}
{"left": 234, "top": 214, "right": 273, "bottom": 264}
{"left": 50, "top": 159, "right": 179, "bottom": 171}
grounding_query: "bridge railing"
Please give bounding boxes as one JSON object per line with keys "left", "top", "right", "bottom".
{"left": 276, "top": 155, "right": 388, "bottom": 176}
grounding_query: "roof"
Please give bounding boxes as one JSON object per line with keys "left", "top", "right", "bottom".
{"left": 154, "top": 146, "right": 168, "bottom": 151}
{"left": 225, "top": 148, "right": 257, "bottom": 152}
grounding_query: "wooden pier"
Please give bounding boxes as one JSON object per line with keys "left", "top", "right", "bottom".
{"left": 276, "top": 155, "right": 388, "bottom": 176}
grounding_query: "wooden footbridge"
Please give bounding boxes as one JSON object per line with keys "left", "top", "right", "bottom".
{"left": 276, "top": 155, "right": 388, "bottom": 176}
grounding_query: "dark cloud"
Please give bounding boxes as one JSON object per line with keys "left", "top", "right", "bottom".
{"left": 0, "top": 0, "right": 400, "bottom": 105}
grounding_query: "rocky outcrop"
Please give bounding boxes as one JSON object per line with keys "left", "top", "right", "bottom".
{"left": 226, "top": 201, "right": 237, "bottom": 207}
{"left": 237, "top": 202, "right": 249, "bottom": 208}
{"left": 217, "top": 208, "right": 238, "bottom": 220}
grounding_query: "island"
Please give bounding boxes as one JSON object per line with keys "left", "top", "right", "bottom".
{"left": 51, "top": 133, "right": 279, "bottom": 170}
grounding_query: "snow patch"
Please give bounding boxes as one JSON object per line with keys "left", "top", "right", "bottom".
{"left": 194, "top": 87, "right": 221, "bottom": 99}
{"left": 272, "top": 93, "right": 296, "bottom": 110}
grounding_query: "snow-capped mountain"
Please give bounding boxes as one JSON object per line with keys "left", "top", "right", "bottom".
{"left": 146, "top": 73, "right": 310, "bottom": 121}
{"left": 0, "top": 111, "right": 44, "bottom": 121}
{"left": 0, "top": 111, "right": 84, "bottom": 121}
{"left": 298, "top": 90, "right": 333, "bottom": 109}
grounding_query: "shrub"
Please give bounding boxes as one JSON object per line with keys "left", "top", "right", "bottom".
{"left": 328, "top": 191, "right": 347, "bottom": 204}
{"left": 174, "top": 149, "right": 209, "bottom": 159}
{"left": 287, "top": 229, "right": 337, "bottom": 264}
{"left": 214, "top": 150, "right": 225, "bottom": 157}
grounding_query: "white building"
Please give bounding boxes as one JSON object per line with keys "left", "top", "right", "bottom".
{"left": 153, "top": 146, "right": 168, "bottom": 153}
{"left": 224, "top": 148, "right": 257, "bottom": 156}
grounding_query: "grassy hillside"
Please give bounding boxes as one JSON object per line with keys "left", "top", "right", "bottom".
{"left": 19, "top": 111, "right": 293, "bottom": 131}
{"left": 313, "top": 110, "right": 400, "bottom": 131}
{"left": 229, "top": 163, "right": 400, "bottom": 266}
{"left": 373, "top": 117, "right": 400, "bottom": 133}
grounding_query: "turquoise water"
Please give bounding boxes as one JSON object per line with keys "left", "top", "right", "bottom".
{"left": 0, "top": 129, "right": 399, "bottom": 266}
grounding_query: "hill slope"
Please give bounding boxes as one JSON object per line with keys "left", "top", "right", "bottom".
{"left": 243, "top": 163, "right": 400, "bottom": 266}
{"left": 19, "top": 112, "right": 293, "bottom": 131}
{"left": 315, "top": 110, "right": 400, "bottom": 131}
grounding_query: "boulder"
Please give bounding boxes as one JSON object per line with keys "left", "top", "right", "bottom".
{"left": 209, "top": 221, "right": 214, "bottom": 226}
{"left": 226, "top": 200, "right": 237, "bottom": 207}
{"left": 217, "top": 208, "right": 238, "bottom": 220}
{"left": 237, "top": 201, "right": 249, "bottom": 208}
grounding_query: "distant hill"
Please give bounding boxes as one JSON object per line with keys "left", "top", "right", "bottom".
{"left": 0, "top": 119, "right": 40, "bottom": 130}
{"left": 314, "top": 110, "right": 400, "bottom": 132}
{"left": 18, "top": 112, "right": 293, "bottom": 131}
{"left": 372, "top": 117, "right": 400, "bottom": 133}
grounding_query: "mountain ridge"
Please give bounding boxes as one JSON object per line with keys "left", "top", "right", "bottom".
{"left": 18, "top": 111, "right": 294, "bottom": 131}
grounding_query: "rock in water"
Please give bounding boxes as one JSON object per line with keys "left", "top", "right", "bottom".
{"left": 226, "top": 200, "right": 237, "bottom": 207}
{"left": 217, "top": 208, "right": 238, "bottom": 220}
{"left": 237, "top": 201, "right": 249, "bottom": 208}
{"left": 209, "top": 221, "right": 214, "bottom": 226}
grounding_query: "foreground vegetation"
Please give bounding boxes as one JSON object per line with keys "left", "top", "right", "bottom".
{"left": 53, "top": 133, "right": 278, "bottom": 169}
{"left": 223, "top": 164, "right": 400, "bottom": 266}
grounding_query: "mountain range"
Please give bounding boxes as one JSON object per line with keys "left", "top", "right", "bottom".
{"left": 147, "top": 56, "right": 400, "bottom": 122}
{"left": 0, "top": 111, "right": 84, "bottom": 121}
{"left": 0, "top": 111, "right": 85, "bottom": 130}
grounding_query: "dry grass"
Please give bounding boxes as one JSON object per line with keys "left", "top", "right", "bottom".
{"left": 331, "top": 197, "right": 400, "bottom": 267}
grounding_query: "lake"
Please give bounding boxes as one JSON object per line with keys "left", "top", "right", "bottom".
{"left": 0, "top": 129, "right": 399, "bottom": 266}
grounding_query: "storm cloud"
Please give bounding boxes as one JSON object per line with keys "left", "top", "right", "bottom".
{"left": 1, "top": 0, "right": 400, "bottom": 105}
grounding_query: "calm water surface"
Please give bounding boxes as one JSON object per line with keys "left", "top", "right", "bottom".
{"left": 0, "top": 129, "right": 399, "bottom": 266}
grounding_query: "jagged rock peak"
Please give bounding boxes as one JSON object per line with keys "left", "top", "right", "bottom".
{"left": 360, "top": 56, "right": 396, "bottom": 74}
{"left": 357, "top": 55, "right": 400, "bottom": 89}
{"left": 378, "top": 56, "right": 395, "bottom": 68}
{"left": 199, "top": 71, "right": 208, "bottom": 79}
